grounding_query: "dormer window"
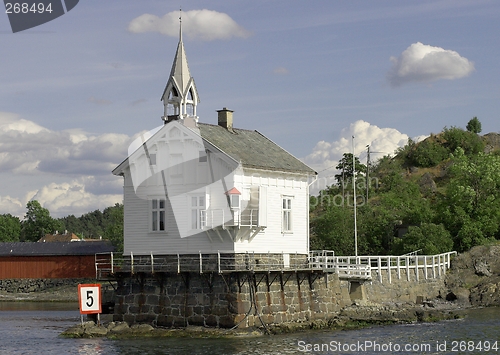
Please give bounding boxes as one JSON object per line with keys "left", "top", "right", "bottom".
{"left": 225, "top": 187, "right": 241, "bottom": 209}
{"left": 230, "top": 194, "right": 240, "bottom": 209}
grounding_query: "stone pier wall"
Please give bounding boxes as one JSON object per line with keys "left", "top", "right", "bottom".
{"left": 112, "top": 271, "right": 352, "bottom": 328}
{"left": 364, "top": 268, "right": 447, "bottom": 304}
{"left": 112, "top": 266, "right": 448, "bottom": 328}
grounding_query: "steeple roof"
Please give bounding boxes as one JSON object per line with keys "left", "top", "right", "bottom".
{"left": 161, "top": 18, "right": 199, "bottom": 103}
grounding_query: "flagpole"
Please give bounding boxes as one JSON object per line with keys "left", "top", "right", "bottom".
{"left": 352, "top": 136, "right": 358, "bottom": 257}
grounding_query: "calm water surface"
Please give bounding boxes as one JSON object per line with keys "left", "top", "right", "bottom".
{"left": 0, "top": 302, "right": 499, "bottom": 354}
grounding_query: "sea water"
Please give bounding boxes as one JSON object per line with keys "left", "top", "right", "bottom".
{"left": 0, "top": 302, "right": 498, "bottom": 354}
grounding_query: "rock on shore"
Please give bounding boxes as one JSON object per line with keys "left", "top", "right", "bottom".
{"left": 445, "top": 244, "right": 500, "bottom": 307}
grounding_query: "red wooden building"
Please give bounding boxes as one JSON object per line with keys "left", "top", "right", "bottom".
{"left": 0, "top": 242, "right": 114, "bottom": 279}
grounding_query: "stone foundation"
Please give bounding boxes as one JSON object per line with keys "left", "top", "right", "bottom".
{"left": 112, "top": 266, "right": 448, "bottom": 328}
{"left": 113, "top": 271, "right": 352, "bottom": 328}
{"left": 364, "top": 268, "right": 447, "bottom": 304}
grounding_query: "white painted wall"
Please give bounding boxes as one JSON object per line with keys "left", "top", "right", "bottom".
{"left": 119, "top": 123, "right": 313, "bottom": 256}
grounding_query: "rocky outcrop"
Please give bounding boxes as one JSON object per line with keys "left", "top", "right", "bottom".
{"left": 445, "top": 244, "right": 500, "bottom": 307}
{"left": 418, "top": 172, "right": 437, "bottom": 195}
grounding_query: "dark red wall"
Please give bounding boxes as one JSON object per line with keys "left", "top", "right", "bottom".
{"left": 0, "top": 256, "right": 96, "bottom": 279}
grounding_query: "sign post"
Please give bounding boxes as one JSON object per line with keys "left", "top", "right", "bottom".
{"left": 78, "top": 284, "right": 102, "bottom": 325}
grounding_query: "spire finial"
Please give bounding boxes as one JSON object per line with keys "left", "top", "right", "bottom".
{"left": 179, "top": 7, "right": 182, "bottom": 41}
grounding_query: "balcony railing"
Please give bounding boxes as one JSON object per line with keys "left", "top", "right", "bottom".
{"left": 95, "top": 250, "right": 456, "bottom": 283}
{"left": 202, "top": 208, "right": 259, "bottom": 229}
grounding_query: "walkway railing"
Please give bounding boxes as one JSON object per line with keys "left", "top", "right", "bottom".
{"left": 95, "top": 250, "right": 456, "bottom": 283}
{"left": 332, "top": 252, "right": 457, "bottom": 283}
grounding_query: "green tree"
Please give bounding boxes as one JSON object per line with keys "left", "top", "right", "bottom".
{"left": 21, "top": 200, "right": 63, "bottom": 242}
{"left": 310, "top": 204, "right": 360, "bottom": 255}
{"left": 0, "top": 214, "right": 21, "bottom": 242}
{"left": 408, "top": 138, "right": 449, "bottom": 167}
{"left": 102, "top": 203, "right": 124, "bottom": 252}
{"left": 334, "top": 153, "right": 367, "bottom": 187}
{"left": 466, "top": 116, "right": 482, "bottom": 134}
{"left": 391, "top": 223, "right": 453, "bottom": 255}
{"left": 439, "top": 148, "right": 500, "bottom": 251}
{"left": 442, "top": 126, "right": 485, "bottom": 156}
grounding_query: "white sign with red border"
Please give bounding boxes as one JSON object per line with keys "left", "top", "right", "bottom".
{"left": 78, "top": 284, "right": 102, "bottom": 314}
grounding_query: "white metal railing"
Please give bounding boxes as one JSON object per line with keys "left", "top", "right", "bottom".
{"left": 202, "top": 208, "right": 259, "bottom": 229}
{"left": 330, "top": 252, "right": 457, "bottom": 283}
{"left": 95, "top": 250, "right": 457, "bottom": 283}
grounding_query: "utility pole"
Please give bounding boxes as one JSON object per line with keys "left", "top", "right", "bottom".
{"left": 352, "top": 136, "right": 358, "bottom": 257}
{"left": 366, "top": 145, "right": 370, "bottom": 203}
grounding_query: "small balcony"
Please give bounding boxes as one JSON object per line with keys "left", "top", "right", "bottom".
{"left": 202, "top": 208, "right": 260, "bottom": 229}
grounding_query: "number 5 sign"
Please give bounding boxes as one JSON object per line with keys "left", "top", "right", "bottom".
{"left": 78, "top": 284, "right": 102, "bottom": 314}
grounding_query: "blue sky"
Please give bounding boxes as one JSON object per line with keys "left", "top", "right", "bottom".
{"left": 1, "top": 0, "right": 499, "bottom": 217}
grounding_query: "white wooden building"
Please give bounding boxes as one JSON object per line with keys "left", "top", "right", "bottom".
{"left": 112, "top": 27, "right": 316, "bottom": 257}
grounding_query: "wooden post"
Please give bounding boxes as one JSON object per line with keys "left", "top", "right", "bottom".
{"left": 424, "top": 256, "right": 428, "bottom": 279}
{"left": 387, "top": 256, "right": 392, "bottom": 284}
{"left": 432, "top": 255, "right": 436, "bottom": 278}
{"left": 406, "top": 256, "right": 410, "bottom": 281}
{"left": 217, "top": 251, "right": 221, "bottom": 274}
{"left": 378, "top": 257, "right": 382, "bottom": 283}
{"left": 415, "top": 256, "right": 419, "bottom": 281}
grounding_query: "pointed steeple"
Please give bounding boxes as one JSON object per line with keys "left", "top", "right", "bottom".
{"left": 161, "top": 10, "right": 200, "bottom": 125}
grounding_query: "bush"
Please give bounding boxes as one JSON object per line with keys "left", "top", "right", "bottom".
{"left": 409, "top": 139, "right": 449, "bottom": 167}
{"left": 442, "top": 126, "right": 485, "bottom": 155}
{"left": 391, "top": 223, "right": 453, "bottom": 255}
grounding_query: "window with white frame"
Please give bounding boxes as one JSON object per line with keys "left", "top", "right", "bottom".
{"left": 230, "top": 194, "right": 239, "bottom": 209}
{"left": 191, "top": 196, "right": 206, "bottom": 230}
{"left": 151, "top": 199, "right": 166, "bottom": 231}
{"left": 282, "top": 197, "right": 292, "bottom": 233}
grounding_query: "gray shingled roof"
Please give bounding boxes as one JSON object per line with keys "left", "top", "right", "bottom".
{"left": 199, "top": 123, "right": 316, "bottom": 174}
{"left": 0, "top": 242, "right": 114, "bottom": 257}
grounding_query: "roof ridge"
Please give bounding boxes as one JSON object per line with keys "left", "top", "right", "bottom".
{"left": 198, "top": 122, "right": 256, "bottom": 133}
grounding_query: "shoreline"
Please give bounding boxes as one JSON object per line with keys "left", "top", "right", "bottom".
{"left": 60, "top": 299, "right": 469, "bottom": 339}
{"left": 0, "top": 284, "right": 79, "bottom": 303}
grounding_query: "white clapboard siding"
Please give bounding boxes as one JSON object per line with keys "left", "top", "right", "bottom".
{"left": 233, "top": 181, "right": 308, "bottom": 254}
{"left": 119, "top": 122, "right": 312, "bottom": 256}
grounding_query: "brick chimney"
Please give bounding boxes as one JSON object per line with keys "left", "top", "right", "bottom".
{"left": 217, "top": 107, "right": 234, "bottom": 133}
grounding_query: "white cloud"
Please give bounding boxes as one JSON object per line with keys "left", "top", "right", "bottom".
{"left": 0, "top": 113, "right": 130, "bottom": 176}
{"left": 0, "top": 196, "right": 24, "bottom": 218}
{"left": 29, "top": 180, "right": 122, "bottom": 218}
{"left": 387, "top": 42, "right": 475, "bottom": 87}
{"left": 0, "top": 112, "right": 130, "bottom": 217}
{"left": 304, "top": 120, "right": 410, "bottom": 191}
{"left": 128, "top": 9, "right": 251, "bottom": 41}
